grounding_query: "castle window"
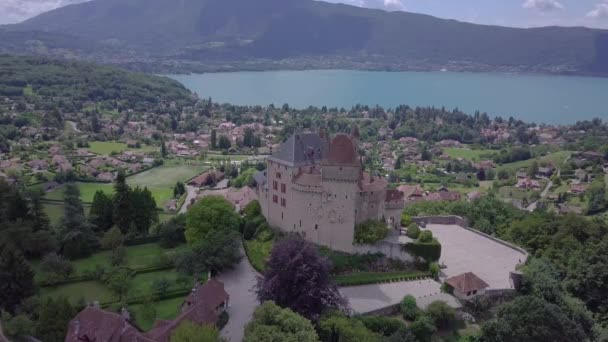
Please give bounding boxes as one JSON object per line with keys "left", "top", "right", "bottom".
{"left": 281, "top": 198, "right": 286, "bottom": 207}
{"left": 273, "top": 181, "right": 278, "bottom": 190}
{"left": 272, "top": 195, "right": 278, "bottom": 204}
{"left": 276, "top": 172, "right": 281, "bottom": 179}
{"left": 281, "top": 183, "right": 286, "bottom": 193}
{"left": 282, "top": 212, "right": 284, "bottom": 220}
{"left": 315, "top": 224, "right": 318, "bottom": 230}
{"left": 355, "top": 209, "right": 358, "bottom": 214}
{"left": 299, "top": 220, "right": 302, "bottom": 227}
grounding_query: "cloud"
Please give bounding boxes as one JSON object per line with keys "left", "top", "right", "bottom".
{"left": 522, "top": 0, "right": 564, "bottom": 12}
{"left": 587, "top": 2, "right": 608, "bottom": 19}
{"left": 322, "top": 0, "right": 406, "bottom": 11}
{"left": 0, "top": 0, "right": 90, "bottom": 25}
{"left": 383, "top": 0, "right": 406, "bottom": 11}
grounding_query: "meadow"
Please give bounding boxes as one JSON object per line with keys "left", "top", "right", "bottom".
{"left": 442, "top": 147, "right": 496, "bottom": 162}
{"left": 128, "top": 164, "right": 206, "bottom": 188}
{"left": 45, "top": 182, "right": 173, "bottom": 207}
{"left": 88, "top": 141, "right": 128, "bottom": 155}
{"left": 497, "top": 151, "right": 573, "bottom": 174}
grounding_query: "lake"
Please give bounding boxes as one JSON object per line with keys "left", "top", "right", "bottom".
{"left": 168, "top": 70, "right": 608, "bottom": 125}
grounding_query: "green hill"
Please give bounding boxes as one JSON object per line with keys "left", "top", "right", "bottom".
{"left": 2, "top": 0, "right": 608, "bottom": 75}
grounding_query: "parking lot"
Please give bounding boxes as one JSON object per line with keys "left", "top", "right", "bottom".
{"left": 425, "top": 223, "right": 527, "bottom": 289}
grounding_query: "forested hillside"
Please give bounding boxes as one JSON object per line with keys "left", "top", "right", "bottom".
{"left": 0, "top": 55, "right": 195, "bottom": 111}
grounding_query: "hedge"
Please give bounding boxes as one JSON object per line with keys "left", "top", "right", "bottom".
{"left": 37, "top": 263, "right": 174, "bottom": 287}
{"left": 334, "top": 271, "right": 430, "bottom": 287}
{"left": 401, "top": 239, "right": 442, "bottom": 263}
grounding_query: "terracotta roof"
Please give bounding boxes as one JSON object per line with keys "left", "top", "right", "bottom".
{"left": 385, "top": 189, "right": 404, "bottom": 202}
{"left": 446, "top": 272, "right": 489, "bottom": 293}
{"left": 65, "top": 307, "right": 154, "bottom": 342}
{"left": 146, "top": 279, "right": 229, "bottom": 342}
{"left": 358, "top": 172, "right": 388, "bottom": 192}
{"left": 326, "top": 134, "right": 358, "bottom": 166}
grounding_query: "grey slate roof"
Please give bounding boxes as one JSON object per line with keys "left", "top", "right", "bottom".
{"left": 253, "top": 170, "right": 267, "bottom": 187}
{"left": 271, "top": 133, "right": 326, "bottom": 166}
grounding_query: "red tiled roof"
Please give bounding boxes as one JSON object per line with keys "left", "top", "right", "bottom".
{"left": 385, "top": 189, "right": 404, "bottom": 202}
{"left": 446, "top": 272, "right": 489, "bottom": 293}
{"left": 358, "top": 172, "right": 388, "bottom": 192}
{"left": 326, "top": 135, "right": 358, "bottom": 166}
{"left": 65, "top": 307, "right": 154, "bottom": 342}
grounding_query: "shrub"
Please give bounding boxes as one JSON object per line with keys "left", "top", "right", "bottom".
{"left": 151, "top": 278, "right": 171, "bottom": 297}
{"left": 429, "top": 262, "right": 440, "bottom": 279}
{"left": 407, "top": 223, "right": 421, "bottom": 239}
{"left": 354, "top": 220, "right": 390, "bottom": 244}
{"left": 401, "top": 214, "right": 413, "bottom": 227}
{"left": 410, "top": 314, "right": 436, "bottom": 342}
{"left": 356, "top": 315, "right": 406, "bottom": 336}
{"left": 242, "top": 200, "right": 262, "bottom": 218}
{"left": 401, "top": 295, "right": 420, "bottom": 320}
{"left": 426, "top": 300, "right": 458, "bottom": 330}
{"left": 402, "top": 240, "right": 442, "bottom": 263}
{"left": 217, "top": 311, "right": 229, "bottom": 330}
{"left": 243, "top": 220, "right": 258, "bottom": 241}
{"left": 40, "top": 253, "right": 74, "bottom": 280}
{"left": 419, "top": 230, "right": 433, "bottom": 243}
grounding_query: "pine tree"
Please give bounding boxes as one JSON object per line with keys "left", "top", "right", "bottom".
{"left": 36, "top": 297, "right": 75, "bottom": 342}
{"left": 89, "top": 190, "right": 114, "bottom": 232}
{"left": 0, "top": 243, "right": 36, "bottom": 314}
{"left": 161, "top": 139, "right": 167, "bottom": 158}
{"left": 211, "top": 129, "right": 217, "bottom": 149}
{"left": 29, "top": 194, "right": 50, "bottom": 232}
{"left": 113, "top": 170, "right": 132, "bottom": 233}
{"left": 63, "top": 183, "right": 85, "bottom": 232}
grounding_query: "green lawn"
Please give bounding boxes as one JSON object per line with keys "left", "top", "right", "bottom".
{"left": 130, "top": 270, "right": 193, "bottom": 298}
{"left": 89, "top": 141, "right": 128, "bottom": 155}
{"left": 497, "top": 151, "right": 573, "bottom": 174}
{"left": 45, "top": 182, "right": 173, "bottom": 207}
{"left": 31, "top": 243, "right": 187, "bottom": 281}
{"left": 40, "top": 281, "right": 114, "bottom": 304}
{"left": 128, "top": 164, "right": 207, "bottom": 189}
{"left": 132, "top": 297, "right": 186, "bottom": 331}
{"left": 443, "top": 147, "right": 496, "bottom": 162}
{"left": 244, "top": 239, "right": 274, "bottom": 272}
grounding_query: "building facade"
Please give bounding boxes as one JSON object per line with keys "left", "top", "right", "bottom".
{"left": 256, "top": 131, "right": 404, "bottom": 253}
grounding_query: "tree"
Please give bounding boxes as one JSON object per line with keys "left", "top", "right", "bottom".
{"left": 586, "top": 183, "right": 606, "bottom": 214}
{"left": 89, "top": 190, "right": 114, "bottom": 232}
{"left": 152, "top": 278, "right": 171, "bottom": 297}
{"left": 36, "top": 297, "right": 75, "bottom": 342}
{"left": 174, "top": 181, "right": 186, "bottom": 198}
{"left": 176, "top": 229, "right": 242, "bottom": 277}
{"left": 141, "top": 296, "right": 157, "bottom": 324}
{"left": 481, "top": 296, "right": 587, "bottom": 342}
{"left": 171, "top": 320, "right": 221, "bottom": 342}
{"left": 40, "top": 253, "right": 74, "bottom": 280}
{"left": 426, "top": 301, "right": 457, "bottom": 330}
{"left": 185, "top": 196, "right": 240, "bottom": 245}
{"left": 419, "top": 230, "right": 433, "bottom": 243}
{"left": 210, "top": 129, "right": 217, "bottom": 149}
{"left": 255, "top": 236, "right": 347, "bottom": 321}
{"left": 130, "top": 186, "right": 158, "bottom": 234}
{"left": 113, "top": 170, "right": 132, "bottom": 233}
{"left": 63, "top": 183, "right": 86, "bottom": 232}
{"left": 161, "top": 139, "right": 167, "bottom": 157}
{"left": 409, "top": 315, "right": 436, "bottom": 342}
{"left": 218, "top": 135, "right": 231, "bottom": 150}
{"left": 317, "top": 314, "right": 381, "bottom": 342}
{"left": 105, "top": 268, "right": 132, "bottom": 301}
{"left": 0, "top": 243, "right": 36, "bottom": 313}
{"left": 401, "top": 295, "right": 419, "bottom": 320}
{"left": 385, "top": 328, "right": 418, "bottom": 342}
{"left": 406, "top": 223, "right": 420, "bottom": 239}
{"left": 158, "top": 214, "right": 187, "bottom": 248}
{"left": 1, "top": 311, "right": 34, "bottom": 340}
{"left": 244, "top": 301, "right": 319, "bottom": 342}
{"left": 29, "top": 193, "right": 50, "bottom": 232}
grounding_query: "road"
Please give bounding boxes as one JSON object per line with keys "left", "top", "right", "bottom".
{"left": 526, "top": 168, "right": 560, "bottom": 212}
{"left": 217, "top": 249, "right": 259, "bottom": 342}
{"left": 178, "top": 185, "right": 198, "bottom": 214}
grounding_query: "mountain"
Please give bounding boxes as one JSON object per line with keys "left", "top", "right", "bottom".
{"left": 2, "top": 0, "right": 608, "bottom": 75}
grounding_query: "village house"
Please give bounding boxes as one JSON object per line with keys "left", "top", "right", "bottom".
{"left": 574, "top": 169, "right": 588, "bottom": 181}
{"left": 65, "top": 279, "right": 229, "bottom": 342}
{"left": 27, "top": 159, "right": 48, "bottom": 171}
{"left": 255, "top": 131, "right": 405, "bottom": 253}
{"left": 570, "top": 183, "right": 588, "bottom": 194}
{"left": 516, "top": 170, "right": 528, "bottom": 179}
{"left": 516, "top": 178, "right": 541, "bottom": 190}
{"left": 189, "top": 171, "right": 225, "bottom": 188}
{"left": 537, "top": 166, "right": 554, "bottom": 178}
{"left": 426, "top": 188, "right": 462, "bottom": 202}
{"left": 397, "top": 185, "right": 425, "bottom": 203}
{"left": 473, "top": 160, "right": 495, "bottom": 170}
{"left": 437, "top": 140, "right": 461, "bottom": 148}
{"left": 445, "top": 272, "right": 490, "bottom": 300}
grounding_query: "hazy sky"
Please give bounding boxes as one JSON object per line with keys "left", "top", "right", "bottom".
{"left": 1, "top": 0, "right": 607, "bottom": 29}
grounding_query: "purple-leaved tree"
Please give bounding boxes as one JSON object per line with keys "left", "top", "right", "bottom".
{"left": 255, "top": 235, "right": 348, "bottom": 321}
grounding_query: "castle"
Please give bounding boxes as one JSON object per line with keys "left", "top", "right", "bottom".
{"left": 255, "top": 130, "right": 405, "bottom": 253}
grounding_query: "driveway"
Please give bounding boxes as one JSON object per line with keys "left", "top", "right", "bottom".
{"left": 217, "top": 249, "right": 259, "bottom": 342}
{"left": 178, "top": 185, "right": 198, "bottom": 214}
{"left": 340, "top": 279, "right": 460, "bottom": 314}
{"left": 425, "top": 224, "right": 526, "bottom": 289}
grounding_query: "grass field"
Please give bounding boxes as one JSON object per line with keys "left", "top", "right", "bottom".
{"left": 31, "top": 243, "right": 187, "bottom": 281}
{"left": 89, "top": 141, "right": 128, "bottom": 155}
{"left": 132, "top": 297, "right": 185, "bottom": 331}
{"left": 497, "top": 151, "right": 573, "bottom": 174}
{"left": 40, "top": 281, "right": 114, "bottom": 304}
{"left": 128, "top": 164, "right": 207, "bottom": 189}
{"left": 45, "top": 182, "right": 173, "bottom": 207}
{"left": 443, "top": 147, "right": 496, "bottom": 162}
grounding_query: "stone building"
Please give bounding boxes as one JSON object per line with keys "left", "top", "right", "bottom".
{"left": 255, "top": 131, "right": 404, "bottom": 253}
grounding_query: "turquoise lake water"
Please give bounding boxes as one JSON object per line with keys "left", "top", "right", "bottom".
{"left": 169, "top": 70, "right": 608, "bottom": 125}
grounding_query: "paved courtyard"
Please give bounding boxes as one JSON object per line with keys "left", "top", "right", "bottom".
{"left": 340, "top": 279, "right": 460, "bottom": 314}
{"left": 425, "top": 224, "right": 526, "bottom": 290}
{"left": 217, "top": 249, "right": 259, "bottom": 342}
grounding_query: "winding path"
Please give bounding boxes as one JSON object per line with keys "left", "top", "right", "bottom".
{"left": 217, "top": 249, "right": 259, "bottom": 342}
